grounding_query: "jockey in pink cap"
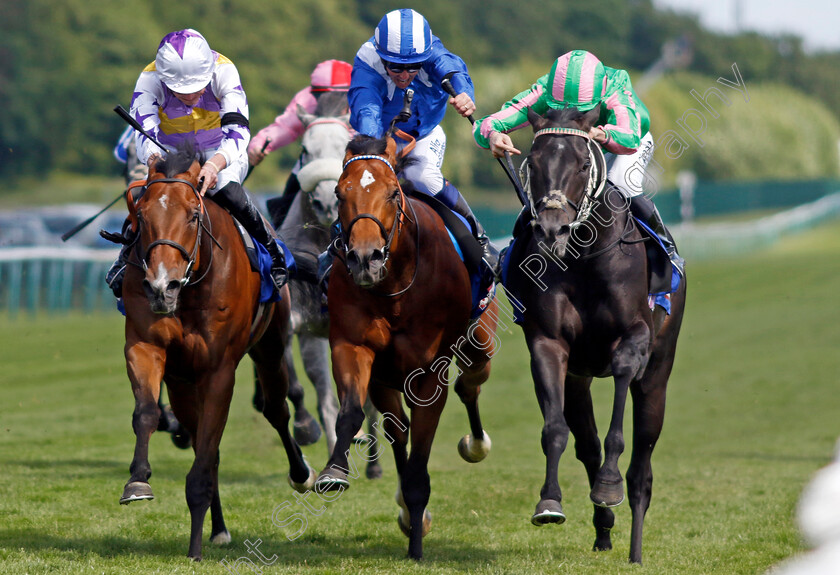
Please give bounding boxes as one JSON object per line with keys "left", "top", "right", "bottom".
{"left": 247, "top": 60, "right": 352, "bottom": 226}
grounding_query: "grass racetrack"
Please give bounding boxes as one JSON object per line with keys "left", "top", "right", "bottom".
{"left": 1, "top": 220, "right": 839, "bottom": 574}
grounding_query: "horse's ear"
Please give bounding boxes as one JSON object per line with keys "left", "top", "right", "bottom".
{"left": 188, "top": 159, "right": 202, "bottom": 182}
{"left": 384, "top": 137, "right": 398, "bottom": 164}
{"left": 582, "top": 104, "right": 602, "bottom": 129}
{"left": 343, "top": 147, "right": 355, "bottom": 165}
{"left": 527, "top": 107, "right": 545, "bottom": 130}
{"left": 297, "top": 104, "right": 316, "bottom": 127}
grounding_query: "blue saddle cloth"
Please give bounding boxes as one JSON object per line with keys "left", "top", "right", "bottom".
{"left": 499, "top": 221, "right": 681, "bottom": 325}
{"left": 252, "top": 238, "right": 295, "bottom": 303}
{"left": 442, "top": 212, "right": 496, "bottom": 319}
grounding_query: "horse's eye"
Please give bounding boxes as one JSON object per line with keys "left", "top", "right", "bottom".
{"left": 580, "top": 161, "right": 591, "bottom": 173}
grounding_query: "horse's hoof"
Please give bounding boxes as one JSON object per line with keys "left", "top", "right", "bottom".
{"left": 457, "top": 431, "right": 492, "bottom": 463}
{"left": 210, "top": 530, "right": 232, "bottom": 545}
{"left": 170, "top": 425, "right": 192, "bottom": 450}
{"left": 314, "top": 469, "right": 349, "bottom": 492}
{"left": 366, "top": 462, "right": 383, "bottom": 480}
{"left": 531, "top": 499, "right": 566, "bottom": 526}
{"left": 293, "top": 413, "right": 322, "bottom": 446}
{"left": 590, "top": 479, "right": 625, "bottom": 508}
{"left": 398, "top": 508, "right": 432, "bottom": 538}
{"left": 352, "top": 428, "right": 368, "bottom": 444}
{"left": 593, "top": 531, "right": 613, "bottom": 552}
{"left": 288, "top": 464, "right": 318, "bottom": 493}
{"left": 120, "top": 481, "right": 154, "bottom": 504}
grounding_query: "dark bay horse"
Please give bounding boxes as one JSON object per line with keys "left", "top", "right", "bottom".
{"left": 119, "top": 143, "right": 315, "bottom": 560}
{"left": 313, "top": 135, "right": 499, "bottom": 560}
{"left": 503, "top": 106, "right": 686, "bottom": 564}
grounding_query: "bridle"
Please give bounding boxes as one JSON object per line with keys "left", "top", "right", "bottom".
{"left": 134, "top": 177, "right": 219, "bottom": 287}
{"left": 521, "top": 127, "right": 646, "bottom": 259}
{"left": 521, "top": 127, "right": 607, "bottom": 228}
{"left": 334, "top": 153, "right": 420, "bottom": 297}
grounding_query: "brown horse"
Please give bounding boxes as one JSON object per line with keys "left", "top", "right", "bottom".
{"left": 502, "top": 106, "right": 687, "bottom": 564}
{"left": 313, "top": 135, "right": 499, "bottom": 560}
{"left": 118, "top": 143, "right": 315, "bottom": 560}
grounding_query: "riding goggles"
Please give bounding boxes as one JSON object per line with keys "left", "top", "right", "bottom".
{"left": 382, "top": 60, "right": 422, "bottom": 73}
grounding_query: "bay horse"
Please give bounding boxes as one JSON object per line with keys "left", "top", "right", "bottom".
{"left": 255, "top": 92, "right": 383, "bottom": 476}
{"left": 313, "top": 135, "right": 500, "bottom": 560}
{"left": 503, "top": 106, "right": 687, "bottom": 564}
{"left": 119, "top": 142, "right": 315, "bottom": 560}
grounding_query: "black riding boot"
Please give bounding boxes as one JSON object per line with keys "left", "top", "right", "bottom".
{"left": 317, "top": 219, "right": 341, "bottom": 292}
{"left": 104, "top": 219, "right": 137, "bottom": 298}
{"left": 449, "top": 188, "right": 500, "bottom": 281}
{"left": 265, "top": 172, "right": 301, "bottom": 230}
{"left": 214, "top": 181, "right": 289, "bottom": 293}
{"left": 628, "top": 193, "right": 685, "bottom": 278}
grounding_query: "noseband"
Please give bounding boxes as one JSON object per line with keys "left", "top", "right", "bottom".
{"left": 136, "top": 177, "right": 211, "bottom": 287}
{"left": 522, "top": 127, "right": 607, "bottom": 229}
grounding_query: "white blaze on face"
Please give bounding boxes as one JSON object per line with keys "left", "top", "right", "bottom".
{"left": 158, "top": 194, "right": 169, "bottom": 210}
{"left": 150, "top": 260, "right": 172, "bottom": 293}
{"left": 360, "top": 169, "right": 376, "bottom": 190}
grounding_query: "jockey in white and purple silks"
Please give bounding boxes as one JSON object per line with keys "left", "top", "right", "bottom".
{"left": 474, "top": 49, "right": 684, "bottom": 277}
{"left": 343, "top": 8, "right": 498, "bottom": 277}
{"left": 106, "top": 29, "right": 288, "bottom": 298}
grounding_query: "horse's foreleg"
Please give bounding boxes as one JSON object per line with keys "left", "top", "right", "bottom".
{"left": 285, "top": 342, "right": 323, "bottom": 447}
{"left": 625, "top": 334, "right": 675, "bottom": 564}
{"left": 185, "top": 368, "right": 236, "bottom": 561}
{"left": 209, "top": 454, "right": 231, "bottom": 545}
{"left": 252, "top": 343, "right": 315, "bottom": 492}
{"left": 299, "top": 334, "right": 337, "bottom": 453}
{"left": 121, "top": 344, "right": 165, "bottom": 505}
{"left": 592, "top": 322, "right": 652, "bottom": 509}
{"left": 315, "top": 343, "right": 373, "bottom": 492}
{"left": 402, "top": 379, "right": 447, "bottom": 561}
{"left": 565, "top": 376, "right": 615, "bottom": 551}
{"left": 453, "top": 307, "right": 499, "bottom": 462}
{"left": 527, "top": 334, "right": 571, "bottom": 526}
{"left": 363, "top": 398, "right": 383, "bottom": 479}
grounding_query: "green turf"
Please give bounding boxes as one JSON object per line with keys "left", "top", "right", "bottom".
{"left": 1, "top": 221, "right": 839, "bottom": 574}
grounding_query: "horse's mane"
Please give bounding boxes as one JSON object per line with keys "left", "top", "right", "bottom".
{"left": 346, "top": 135, "right": 416, "bottom": 173}
{"left": 543, "top": 105, "right": 598, "bottom": 129}
{"left": 157, "top": 140, "right": 204, "bottom": 178}
{"left": 314, "top": 91, "right": 349, "bottom": 117}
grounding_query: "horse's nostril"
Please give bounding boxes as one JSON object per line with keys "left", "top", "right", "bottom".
{"left": 346, "top": 250, "right": 360, "bottom": 266}
{"left": 370, "top": 248, "right": 385, "bottom": 263}
{"left": 166, "top": 280, "right": 182, "bottom": 293}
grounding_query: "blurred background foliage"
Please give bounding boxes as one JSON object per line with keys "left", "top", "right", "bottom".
{"left": 2, "top": 0, "right": 839, "bottom": 204}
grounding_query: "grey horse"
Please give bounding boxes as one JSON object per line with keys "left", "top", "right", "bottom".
{"left": 264, "top": 92, "right": 382, "bottom": 477}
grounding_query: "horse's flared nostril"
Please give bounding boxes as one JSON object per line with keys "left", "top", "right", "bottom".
{"left": 142, "top": 279, "right": 155, "bottom": 299}
{"left": 166, "top": 280, "right": 182, "bottom": 293}
{"left": 370, "top": 248, "right": 385, "bottom": 264}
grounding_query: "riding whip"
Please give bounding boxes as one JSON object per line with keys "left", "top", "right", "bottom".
{"left": 61, "top": 106, "right": 163, "bottom": 242}
{"left": 114, "top": 105, "right": 168, "bottom": 153}
{"left": 440, "top": 78, "right": 528, "bottom": 207}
